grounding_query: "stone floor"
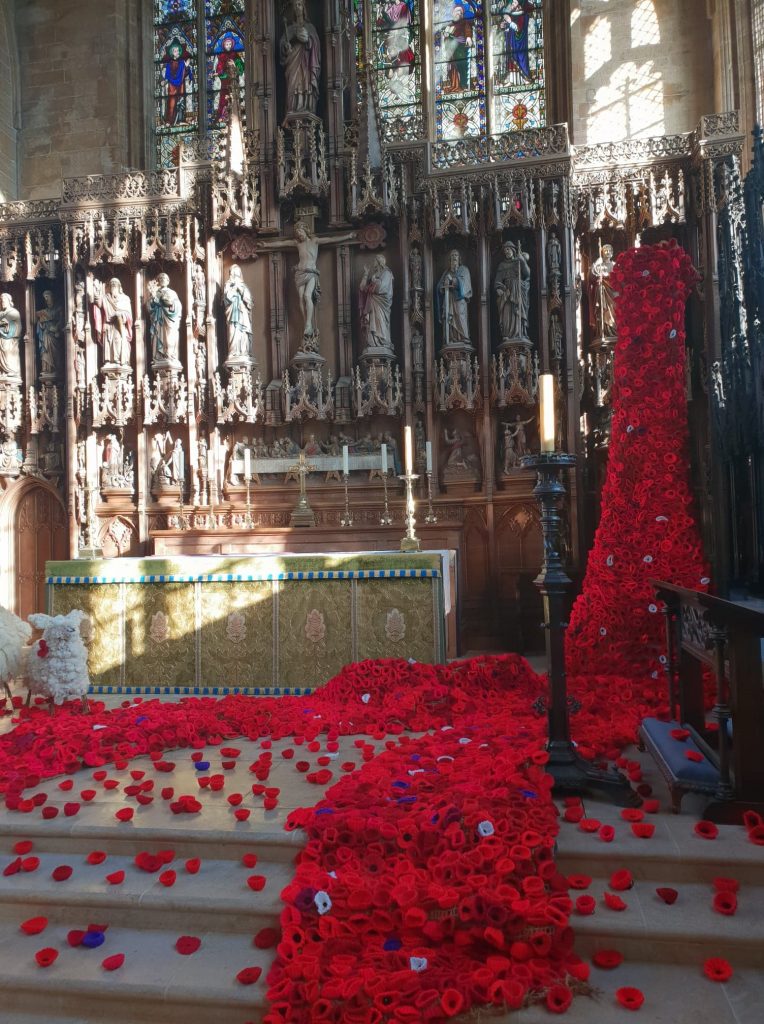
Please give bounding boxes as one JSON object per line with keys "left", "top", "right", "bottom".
{"left": 0, "top": 683, "right": 761, "bottom": 1023}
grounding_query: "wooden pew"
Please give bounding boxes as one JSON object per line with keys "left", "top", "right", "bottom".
{"left": 638, "top": 581, "right": 764, "bottom": 819}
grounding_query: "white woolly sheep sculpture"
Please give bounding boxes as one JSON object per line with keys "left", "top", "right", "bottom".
{"left": 0, "top": 604, "right": 33, "bottom": 704}
{"left": 26, "top": 610, "right": 91, "bottom": 711}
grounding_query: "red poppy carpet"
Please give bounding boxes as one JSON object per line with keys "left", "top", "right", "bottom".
{"left": 0, "top": 242, "right": 759, "bottom": 1022}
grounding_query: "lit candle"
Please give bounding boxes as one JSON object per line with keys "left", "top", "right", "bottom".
{"left": 425, "top": 440, "right": 432, "bottom": 474}
{"left": 342, "top": 445, "right": 349, "bottom": 476}
{"left": 540, "top": 373, "right": 556, "bottom": 453}
{"left": 404, "top": 425, "right": 413, "bottom": 475}
{"left": 244, "top": 448, "right": 251, "bottom": 481}
{"left": 381, "top": 443, "right": 388, "bottom": 474}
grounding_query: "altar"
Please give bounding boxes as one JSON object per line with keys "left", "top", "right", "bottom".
{"left": 46, "top": 552, "right": 450, "bottom": 695}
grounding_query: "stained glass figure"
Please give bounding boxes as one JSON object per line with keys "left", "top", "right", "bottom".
{"left": 206, "top": 6, "right": 246, "bottom": 128}
{"left": 154, "top": 0, "right": 198, "bottom": 167}
{"left": 433, "top": 0, "right": 486, "bottom": 140}
{"left": 490, "top": 1, "right": 545, "bottom": 132}
{"left": 154, "top": 0, "right": 246, "bottom": 167}
{"left": 373, "top": 0, "right": 423, "bottom": 142}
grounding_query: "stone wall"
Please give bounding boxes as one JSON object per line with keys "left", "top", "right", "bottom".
{"left": 0, "top": 0, "right": 18, "bottom": 200}
{"left": 570, "top": 0, "right": 715, "bottom": 145}
{"left": 15, "top": 0, "right": 146, "bottom": 199}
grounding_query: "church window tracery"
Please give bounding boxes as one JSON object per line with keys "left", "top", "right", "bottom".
{"left": 369, "top": 0, "right": 545, "bottom": 145}
{"left": 154, "top": 0, "right": 246, "bottom": 168}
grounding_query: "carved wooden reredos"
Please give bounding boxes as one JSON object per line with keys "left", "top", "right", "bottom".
{"left": 0, "top": 0, "right": 745, "bottom": 645}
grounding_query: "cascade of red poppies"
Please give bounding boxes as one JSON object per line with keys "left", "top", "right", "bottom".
{"left": 0, "top": 655, "right": 675, "bottom": 1021}
{"left": 566, "top": 241, "right": 709, "bottom": 681}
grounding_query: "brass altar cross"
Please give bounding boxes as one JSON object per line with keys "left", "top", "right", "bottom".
{"left": 287, "top": 450, "right": 317, "bottom": 527}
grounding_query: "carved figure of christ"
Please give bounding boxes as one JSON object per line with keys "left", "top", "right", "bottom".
{"left": 259, "top": 224, "right": 357, "bottom": 344}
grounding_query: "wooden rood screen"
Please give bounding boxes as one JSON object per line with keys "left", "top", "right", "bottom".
{"left": 648, "top": 581, "right": 764, "bottom": 812}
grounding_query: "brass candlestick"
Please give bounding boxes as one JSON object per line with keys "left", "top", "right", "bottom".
{"left": 340, "top": 472, "right": 353, "bottom": 527}
{"left": 424, "top": 470, "right": 438, "bottom": 523}
{"left": 177, "top": 480, "right": 189, "bottom": 531}
{"left": 243, "top": 474, "right": 255, "bottom": 529}
{"left": 398, "top": 472, "right": 420, "bottom": 551}
{"left": 380, "top": 471, "right": 393, "bottom": 526}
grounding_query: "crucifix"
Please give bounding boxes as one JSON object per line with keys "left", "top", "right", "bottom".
{"left": 257, "top": 221, "right": 358, "bottom": 353}
{"left": 288, "top": 450, "right": 317, "bottom": 527}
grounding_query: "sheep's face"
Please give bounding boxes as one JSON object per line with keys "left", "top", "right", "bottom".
{"left": 28, "top": 610, "right": 85, "bottom": 654}
{"left": 42, "top": 619, "right": 81, "bottom": 653}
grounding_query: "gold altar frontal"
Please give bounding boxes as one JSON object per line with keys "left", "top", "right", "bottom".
{"left": 46, "top": 553, "right": 448, "bottom": 696}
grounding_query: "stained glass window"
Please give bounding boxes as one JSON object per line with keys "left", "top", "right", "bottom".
{"left": 153, "top": 0, "right": 246, "bottom": 167}
{"left": 489, "top": 1, "right": 545, "bottom": 134}
{"left": 205, "top": 1, "right": 246, "bottom": 130}
{"left": 372, "top": 0, "right": 424, "bottom": 142}
{"left": 431, "top": 0, "right": 545, "bottom": 142}
{"left": 154, "top": 0, "right": 198, "bottom": 168}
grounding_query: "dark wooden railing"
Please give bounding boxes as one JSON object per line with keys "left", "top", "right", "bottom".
{"left": 652, "top": 580, "right": 764, "bottom": 810}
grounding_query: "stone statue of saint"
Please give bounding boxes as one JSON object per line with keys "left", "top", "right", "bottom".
{"left": 147, "top": 274, "right": 183, "bottom": 367}
{"left": 411, "top": 330, "right": 424, "bottom": 375}
{"left": 35, "top": 290, "right": 63, "bottom": 380}
{"left": 279, "top": 0, "right": 321, "bottom": 117}
{"left": 192, "top": 263, "right": 206, "bottom": 339}
{"left": 508, "top": 413, "right": 534, "bottom": 458}
{"left": 150, "top": 430, "right": 183, "bottom": 487}
{"left": 223, "top": 264, "right": 253, "bottom": 362}
{"left": 88, "top": 276, "right": 133, "bottom": 369}
{"left": 547, "top": 232, "right": 562, "bottom": 304}
{"left": 72, "top": 280, "right": 86, "bottom": 343}
{"left": 589, "top": 242, "right": 617, "bottom": 342}
{"left": 262, "top": 220, "right": 355, "bottom": 353}
{"left": 409, "top": 247, "right": 423, "bottom": 292}
{"left": 100, "top": 432, "right": 133, "bottom": 490}
{"left": 494, "top": 241, "right": 531, "bottom": 344}
{"left": 359, "top": 254, "right": 395, "bottom": 355}
{"left": 0, "top": 293, "right": 22, "bottom": 380}
{"left": 503, "top": 423, "right": 518, "bottom": 474}
{"left": 444, "top": 428, "right": 479, "bottom": 473}
{"left": 437, "top": 250, "right": 472, "bottom": 349}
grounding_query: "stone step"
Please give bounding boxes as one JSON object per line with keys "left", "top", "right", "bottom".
{"left": 0, "top": 921, "right": 273, "bottom": 1024}
{"left": 2, "top": 959, "right": 757, "bottom": 1024}
{"left": 568, "top": 878, "right": 764, "bottom": 967}
{"left": 555, "top": 822, "right": 764, "bottom": 886}
{"left": 0, "top": 850, "right": 289, "bottom": 935}
{"left": 0, "top": 818, "right": 304, "bottom": 864}
{"left": 490, "top": 959, "right": 759, "bottom": 1024}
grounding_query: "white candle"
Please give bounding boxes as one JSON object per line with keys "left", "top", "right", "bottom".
{"left": 244, "top": 448, "right": 251, "bottom": 481}
{"left": 342, "top": 445, "right": 349, "bottom": 476}
{"left": 381, "top": 443, "right": 388, "bottom": 474}
{"left": 425, "top": 440, "right": 432, "bottom": 474}
{"left": 540, "top": 373, "right": 556, "bottom": 453}
{"left": 404, "top": 425, "right": 413, "bottom": 475}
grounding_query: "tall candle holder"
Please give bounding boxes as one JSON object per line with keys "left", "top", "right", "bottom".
{"left": 521, "top": 449, "right": 637, "bottom": 805}
{"left": 380, "top": 471, "right": 393, "bottom": 525}
{"left": 424, "top": 471, "right": 438, "bottom": 523}
{"left": 340, "top": 472, "right": 353, "bottom": 527}
{"left": 207, "top": 487, "right": 216, "bottom": 531}
{"left": 243, "top": 473, "right": 255, "bottom": 529}
{"left": 177, "top": 479, "right": 189, "bottom": 531}
{"left": 398, "top": 472, "right": 420, "bottom": 551}
{"left": 78, "top": 483, "right": 103, "bottom": 558}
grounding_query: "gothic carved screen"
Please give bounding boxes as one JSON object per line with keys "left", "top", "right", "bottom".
{"left": 154, "top": 0, "right": 246, "bottom": 167}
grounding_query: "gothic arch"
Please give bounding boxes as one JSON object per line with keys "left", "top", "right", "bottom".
{"left": 0, "top": 478, "right": 67, "bottom": 615}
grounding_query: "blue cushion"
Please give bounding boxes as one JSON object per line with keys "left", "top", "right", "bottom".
{"left": 640, "top": 718, "right": 719, "bottom": 785}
